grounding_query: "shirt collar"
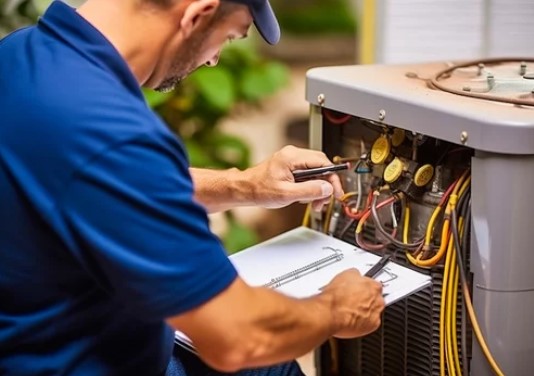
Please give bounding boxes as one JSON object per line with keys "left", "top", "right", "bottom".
{"left": 38, "top": 1, "right": 143, "bottom": 99}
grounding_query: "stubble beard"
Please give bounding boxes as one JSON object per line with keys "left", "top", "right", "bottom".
{"left": 154, "top": 29, "right": 209, "bottom": 93}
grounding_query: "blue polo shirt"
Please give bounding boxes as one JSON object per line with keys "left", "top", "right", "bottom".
{"left": 0, "top": 1, "right": 238, "bottom": 374}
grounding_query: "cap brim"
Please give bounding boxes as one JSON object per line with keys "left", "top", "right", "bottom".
{"left": 249, "top": 1, "right": 280, "bottom": 45}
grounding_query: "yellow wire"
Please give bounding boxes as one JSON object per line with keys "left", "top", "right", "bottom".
{"left": 446, "top": 248, "right": 455, "bottom": 375}
{"left": 302, "top": 203, "right": 311, "bottom": 227}
{"left": 451, "top": 256, "right": 462, "bottom": 375}
{"left": 452, "top": 179, "right": 470, "bottom": 375}
{"left": 453, "top": 170, "right": 469, "bottom": 196}
{"left": 415, "top": 220, "right": 450, "bottom": 267}
{"left": 462, "top": 281, "right": 505, "bottom": 376}
{"left": 415, "top": 171, "right": 471, "bottom": 267}
{"left": 440, "top": 231, "right": 455, "bottom": 376}
{"left": 447, "top": 244, "right": 458, "bottom": 376}
{"left": 403, "top": 204, "right": 410, "bottom": 243}
{"left": 424, "top": 206, "right": 442, "bottom": 246}
{"left": 458, "top": 176, "right": 471, "bottom": 200}
{"left": 339, "top": 191, "right": 359, "bottom": 202}
{"left": 323, "top": 196, "right": 335, "bottom": 234}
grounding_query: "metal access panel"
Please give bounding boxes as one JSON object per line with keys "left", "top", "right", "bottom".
{"left": 305, "top": 59, "right": 534, "bottom": 376}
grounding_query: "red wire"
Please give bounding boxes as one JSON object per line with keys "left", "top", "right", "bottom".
{"left": 341, "top": 191, "right": 373, "bottom": 220}
{"left": 323, "top": 108, "right": 352, "bottom": 125}
{"left": 355, "top": 195, "right": 397, "bottom": 251}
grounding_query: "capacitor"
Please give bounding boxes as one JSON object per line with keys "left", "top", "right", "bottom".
{"left": 414, "top": 164, "right": 435, "bottom": 187}
{"left": 384, "top": 157, "right": 404, "bottom": 183}
{"left": 391, "top": 128, "right": 406, "bottom": 147}
{"left": 370, "top": 135, "right": 391, "bottom": 165}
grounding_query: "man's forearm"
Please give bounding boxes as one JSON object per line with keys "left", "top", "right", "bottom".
{"left": 190, "top": 167, "right": 256, "bottom": 213}
{"left": 169, "top": 278, "right": 338, "bottom": 372}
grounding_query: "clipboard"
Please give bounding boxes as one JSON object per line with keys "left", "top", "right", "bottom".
{"left": 175, "top": 227, "right": 431, "bottom": 351}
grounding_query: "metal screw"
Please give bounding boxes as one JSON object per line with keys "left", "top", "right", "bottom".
{"left": 477, "top": 63, "right": 485, "bottom": 76}
{"left": 460, "top": 131, "right": 469, "bottom": 144}
{"left": 378, "top": 109, "right": 386, "bottom": 121}
{"left": 462, "top": 86, "right": 471, "bottom": 92}
{"left": 317, "top": 94, "right": 325, "bottom": 106}
{"left": 520, "top": 62, "right": 527, "bottom": 76}
{"left": 487, "top": 74, "right": 495, "bottom": 90}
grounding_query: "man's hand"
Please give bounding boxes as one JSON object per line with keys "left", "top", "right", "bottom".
{"left": 245, "top": 145, "right": 344, "bottom": 210}
{"left": 167, "top": 270, "right": 384, "bottom": 372}
{"left": 320, "top": 268, "right": 385, "bottom": 338}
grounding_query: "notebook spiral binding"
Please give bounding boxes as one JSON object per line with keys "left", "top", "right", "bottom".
{"left": 263, "top": 251, "right": 344, "bottom": 289}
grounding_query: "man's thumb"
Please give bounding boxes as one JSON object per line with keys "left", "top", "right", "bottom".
{"left": 291, "top": 180, "right": 333, "bottom": 201}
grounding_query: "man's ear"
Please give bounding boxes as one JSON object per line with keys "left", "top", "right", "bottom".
{"left": 180, "top": 0, "right": 220, "bottom": 38}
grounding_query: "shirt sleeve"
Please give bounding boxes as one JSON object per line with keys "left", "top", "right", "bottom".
{"left": 57, "top": 133, "right": 237, "bottom": 321}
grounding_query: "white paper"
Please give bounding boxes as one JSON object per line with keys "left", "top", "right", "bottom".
{"left": 229, "top": 227, "right": 431, "bottom": 306}
{"left": 175, "top": 227, "right": 431, "bottom": 350}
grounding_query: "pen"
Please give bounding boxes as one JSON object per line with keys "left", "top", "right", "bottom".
{"left": 364, "top": 254, "right": 391, "bottom": 279}
{"left": 292, "top": 162, "right": 350, "bottom": 182}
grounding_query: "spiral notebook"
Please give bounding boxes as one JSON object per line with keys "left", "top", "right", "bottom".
{"left": 174, "top": 226, "right": 432, "bottom": 352}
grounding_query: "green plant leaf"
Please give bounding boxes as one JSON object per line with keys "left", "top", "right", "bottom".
{"left": 240, "top": 62, "right": 289, "bottom": 101}
{"left": 143, "top": 89, "right": 172, "bottom": 109}
{"left": 189, "top": 67, "right": 236, "bottom": 112}
{"left": 219, "top": 39, "right": 259, "bottom": 67}
{"left": 264, "top": 62, "right": 289, "bottom": 92}
{"left": 183, "top": 139, "right": 216, "bottom": 168}
{"left": 223, "top": 213, "right": 259, "bottom": 254}
{"left": 209, "top": 132, "right": 251, "bottom": 170}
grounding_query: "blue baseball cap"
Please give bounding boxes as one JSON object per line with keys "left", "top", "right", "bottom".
{"left": 226, "top": 0, "right": 280, "bottom": 45}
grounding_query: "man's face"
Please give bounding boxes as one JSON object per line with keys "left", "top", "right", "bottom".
{"left": 155, "top": 5, "right": 252, "bottom": 92}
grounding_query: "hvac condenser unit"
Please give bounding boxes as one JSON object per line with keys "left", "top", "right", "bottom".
{"left": 305, "top": 58, "right": 534, "bottom": 376}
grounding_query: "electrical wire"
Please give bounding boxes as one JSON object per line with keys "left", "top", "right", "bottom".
{"left": 451, "top": 205, "right": 505, "bottom": 376}
{"left": 323, "top": 196, "right": 335, "bottom": 234}
{"left": 450, "top": 218, "right": 465, "bottom": 376}
{"left": 403, "top": 203, "right": 411, "bottom": 245}
{"left": 440, "top": 230, "right": 455, "bottom": 376}
{"left": 408, "top": 170, "right": 469, "bottom": 267}
{"left": 354, "top": 194, "right": 397, "bottom": 251}
{"left": 460, "top": 202, "right": 471, "bottom": 376}
{"left": 370, "top": 192, "right": 423, "bottom": 249}
{"left": 341, "top": 189, "right": 371, "bottom": 220}
{"left": 438, "top": 173, "right": 472, "bottom": 376}
{"left": 322, "top": 108, "right": 352, "bottom": 124}
{"left": 302, "top": 203, "right": 311, "bottom": 227}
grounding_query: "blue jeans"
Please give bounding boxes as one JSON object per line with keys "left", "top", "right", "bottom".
{"left": 166, "top": 345, "right": 306, "bottom": 376}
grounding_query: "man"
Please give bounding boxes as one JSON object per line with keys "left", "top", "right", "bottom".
{"left": 0, "top": 0, "right": 385, "bottom": 375}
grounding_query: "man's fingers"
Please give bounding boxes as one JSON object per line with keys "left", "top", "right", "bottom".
{"left": 324, "top": 173, "right": 344, "bottom": 199}
{"left": 284, "top": 180, "right": 334, "bottom": 204}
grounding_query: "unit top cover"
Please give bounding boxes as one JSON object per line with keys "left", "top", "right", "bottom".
{"left": 306, "top": 59, "right": 534, "bottom": 154}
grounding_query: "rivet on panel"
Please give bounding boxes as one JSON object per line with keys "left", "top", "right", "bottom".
{"left": 378, "top": 109, "right": 386, "bottom": 121}
{"left": 460, "top": 131, "right": 469, "bottom": 144}
{"left": 317, "top": 94, "right": 325, "bottom": 106}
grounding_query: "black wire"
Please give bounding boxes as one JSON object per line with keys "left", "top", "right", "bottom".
{"left": 459, "top": 201, "right": 471, "bottom": 376}
{"left": 457, "top": 189, "right": 471, "bottom": 221}
{"left": 460, "top": 198, "right": 471, "bottom": 269}
{"left": 370, "top": 193, "right": 423, "bottom": 249}
{"left": 451, "top": 207, "right": 469, "bottom": 318}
